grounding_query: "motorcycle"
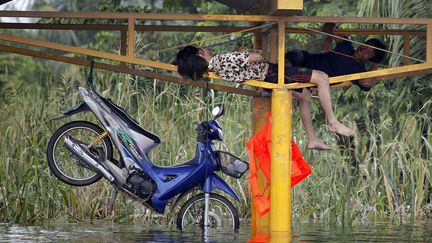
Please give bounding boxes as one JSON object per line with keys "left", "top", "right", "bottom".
{"left": 46, "top": 63, "right": 248, "bottom": 231}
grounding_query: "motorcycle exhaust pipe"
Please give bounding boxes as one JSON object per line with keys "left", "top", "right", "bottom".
{"left": 64, "top": 135, "right": 115, "bottom": 182}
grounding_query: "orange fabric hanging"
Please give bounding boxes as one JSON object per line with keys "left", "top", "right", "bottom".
{"left": 246, "top": 113, "right": 312, "bottom": 217}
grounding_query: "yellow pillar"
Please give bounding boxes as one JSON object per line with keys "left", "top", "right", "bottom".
{"left": 270, "top": 89, "right": 292, "bottom": 233}
{"left": 270, "top": 20, "right": 291, "bottom": 234}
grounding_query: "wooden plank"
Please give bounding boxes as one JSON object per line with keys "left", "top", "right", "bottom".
{"left": 0, "top": 11, "right": 431, "bottom": 25}
{"left": 0, "top": 23, "right": 126, "bottom": 30}
{"left": 403, "top": 34, "right": 411, "bottom": 65}
{"left": 120, "top": 30, "right": 127, "bottom": 68}
{"left": 283, "top": 16, "right": 432, "bottom": 25}
{"left": 0, "top": 23, "right": 254, "bottom": 32}
{"left": 0, "top": 11, "right": 277, "bottom": 22}
{"left": 0, "top": 23, "right": 426, "bottom": 37}
{"left": 428, "top": 23, "right": 432, "bottom": 64}
{"left": 128, "top": 17, "right": 135, "bottom": 58}
{"left": 290, "top": 28, "right": 425, "bottom": 36}
{"left": 0, "top": 32, "right": 279, "bottom": 89}
{"left": 274, "top": 63, "right": 432, "bottom": 89}
{"left": 277, "top": 20, "right": 285, "bottom": 85}
{"left": 270, "top": 28, "right": 277, "bottom": 62}
{"left": 261, "top": 31, "right": 269, "bottom": 59}
{"left": 0, "top": 43, "right": 259, "bottom": 97}
{"left": 0, "top": 33, "right": 176, "bottom": 71}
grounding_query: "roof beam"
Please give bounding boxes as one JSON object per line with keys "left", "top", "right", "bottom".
{"left": 0, "top": 43, "right": 259, "bottom": 97}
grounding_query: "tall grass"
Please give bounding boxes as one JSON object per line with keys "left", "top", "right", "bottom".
{"left": 0, "top": 61, "right": 252, "bottom": 223}
{"left": 1, "top": 57, "right": 431, "bottom": 225}
{"left": 291, "top": 84, "right": 432, "bottom": 225}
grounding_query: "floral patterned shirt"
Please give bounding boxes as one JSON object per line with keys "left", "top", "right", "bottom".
{"left": 208, "top": 51, "right": 268, "bottom": 82}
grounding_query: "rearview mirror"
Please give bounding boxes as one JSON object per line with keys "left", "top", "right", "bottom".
{"left": 211, "top": 105, "right": 224, "bottom": 119}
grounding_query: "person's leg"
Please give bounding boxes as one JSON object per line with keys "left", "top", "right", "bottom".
{"left": 309, "top": 70, "right": 354, "bottom": 136}
{"left": 293, "top": 89, "right": 332, "bottom": 150}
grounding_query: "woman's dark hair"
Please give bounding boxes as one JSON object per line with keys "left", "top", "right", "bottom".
{"left": 365, "top": 38, "right": 387, "bottom": 63}
{"left": 176, "top": 46, "right": 209, "bottom": 80}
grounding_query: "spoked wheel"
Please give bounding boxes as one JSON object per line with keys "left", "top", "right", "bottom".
{"left": 176, "top": 193, "right": 239, "bottom": 231}
{"left": 46, "top": 121, "right": 113, "bottom": 186}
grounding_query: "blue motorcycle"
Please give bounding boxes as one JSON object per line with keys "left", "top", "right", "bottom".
{"left": 46, "top": 63, "right": 248, "bottom": 230}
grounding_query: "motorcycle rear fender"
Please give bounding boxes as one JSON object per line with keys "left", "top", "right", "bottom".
{"left": 51, "top": 102, "right": 90, "bottom": 120}
{"left": 205, "top": 174, "right": 240, "bottom": 202}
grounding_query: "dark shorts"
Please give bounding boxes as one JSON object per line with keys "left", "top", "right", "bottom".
{"left": 264, "top": 63, "right": 313, "bottom": 84}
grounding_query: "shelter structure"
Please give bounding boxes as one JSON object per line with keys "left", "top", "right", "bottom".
{"left": 0, "top": 0, "right": 431, "bottom": 237}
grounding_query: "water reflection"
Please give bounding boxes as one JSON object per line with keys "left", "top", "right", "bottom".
{"left": 1, "top": 222, "right": 432, "bottom": 242}
{"left": 0, "top": 223, "right": 249, "bottom": 243}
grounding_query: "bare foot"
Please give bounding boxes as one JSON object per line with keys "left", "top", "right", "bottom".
{"left": 328, "top": 121, "right": 354, "bottom": 137}
{"left": 308, "top": 140, "right": 332, "bottom": 151}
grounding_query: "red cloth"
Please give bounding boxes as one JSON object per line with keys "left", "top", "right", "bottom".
{"left": 246, "top": 114, "right": 312, "bottom": 216}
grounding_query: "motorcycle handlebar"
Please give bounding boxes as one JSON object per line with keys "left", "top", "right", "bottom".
{"left": 86, "top": 60, "right": 96, "bottom": 91}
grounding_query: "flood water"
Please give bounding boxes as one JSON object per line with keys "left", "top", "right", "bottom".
{"left": 1, "top": 221, "right": 432, "bottom": 242}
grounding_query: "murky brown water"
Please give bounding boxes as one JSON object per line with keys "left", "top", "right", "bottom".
{"left": 1, "top": 221, "right": 432, "bottom": 242}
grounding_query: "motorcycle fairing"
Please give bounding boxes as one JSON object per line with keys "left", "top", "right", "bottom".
{"left": 147, "top": 143, "right": 221, "bottom": 212}
{"left": 80, "top": 87, "right": 160, "bottom": 155}
{"left": 203, "top": 174, "right": 240, "bottom": 202}
{"left": 51, "top": 102, "right": 90, "bottom": 120}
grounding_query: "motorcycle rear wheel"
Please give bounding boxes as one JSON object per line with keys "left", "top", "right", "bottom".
{"left": 46, "top": 121, "right": 113, "bottom": 186}
{"left": 176, "top": 193, "right": 240, "bottom": 231}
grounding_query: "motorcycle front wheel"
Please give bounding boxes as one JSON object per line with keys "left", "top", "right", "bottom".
{"left": 46, "top": 121, "right": 113, "bottom": 186}
{"left": 176, "top": 193, "right": 240, "bottom": 231}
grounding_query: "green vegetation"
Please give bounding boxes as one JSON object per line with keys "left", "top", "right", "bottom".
{"left": 0, "top": 0, "right": 431, "bottom": 226}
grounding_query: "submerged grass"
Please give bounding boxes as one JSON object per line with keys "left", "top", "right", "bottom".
{"left": 0, "top": 60, "right": 431, "bottom": 225}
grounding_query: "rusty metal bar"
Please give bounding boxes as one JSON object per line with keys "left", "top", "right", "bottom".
{"left": 427, "top": 23, "right": 432, "bottom": 64}
{"left": 282, "top": 15, "right": 432, "bottom": 25}
{"left": 0, "top": 43, "right": 259, "bottom": 96}
{"left": 120, "top": 29, "right": 127, "bottom": 68}
{"left": 403, "top": 34, "right": 411, "bottom": 65}
{"left": 0, "top": 23, "right": 426, "bottom": 36}
{"left": 0, "top": 11, "right": 277, "bottom": 22}
{"left": 0, "top": 33, "right": 176, "bottom": 71}
{"left": 0, "top": 11, "right": 431, "bottom": 25}
{"left": 270, "top": 28, "right": 277, "bottom": 62}
{"left": 261, "top": 31, "right": 269, "bottom": 60}
{"left": 128, "top": 17, "right": 135, "bottom": 58}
